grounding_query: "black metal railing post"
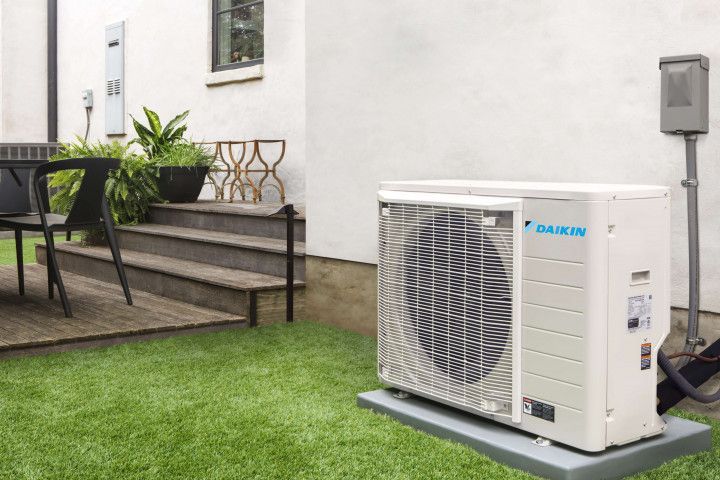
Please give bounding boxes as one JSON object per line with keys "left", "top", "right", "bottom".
{"left": 249, "top": 291, "right": 258, "bottom": 328}
{"left": 285, "top": 204, "right": 294, "bottom": 322}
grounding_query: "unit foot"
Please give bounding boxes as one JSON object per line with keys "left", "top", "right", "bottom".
{"left": 532, "top": 437, "right": 552, "bottom": 447}
{"left": 393, "top": 390, "right": 414, "bottom": 400}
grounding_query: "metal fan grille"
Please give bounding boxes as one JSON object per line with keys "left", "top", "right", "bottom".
{"left": 378, "top": 202, "right": 516, "bottom": 417}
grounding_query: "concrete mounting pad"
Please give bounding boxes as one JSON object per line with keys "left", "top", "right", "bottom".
{"left": 357, "top": 389, "right": 712, "bottom": 480}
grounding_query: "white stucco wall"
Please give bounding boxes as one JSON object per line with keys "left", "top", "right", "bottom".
{"left": 306, "top": 0, "right": 720, "bottom": 312}
{"left": 0, "top": 0, "right": 48, "bottom": 142}
{"left": 56, "top": 0, "right": 305, "bottom": 202}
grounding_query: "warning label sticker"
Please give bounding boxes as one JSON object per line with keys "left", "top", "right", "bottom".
{"left": 627, "top": 294, "right": 652, "bottom": 333}
{"left": 522, "top": 397, "right": 555, "bottom": 422}
{"left": 641, "top": 343, "right": 652, "bottom": 370}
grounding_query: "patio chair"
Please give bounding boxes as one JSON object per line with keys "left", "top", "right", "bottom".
{"left": 0, "top": 168, "right": 36, "bottom": 215}
{"left": 0, "top": 158, "right": 132, "bottom": 317}
{"left": 0, "top": 169, "right": 42, "bottom": 270}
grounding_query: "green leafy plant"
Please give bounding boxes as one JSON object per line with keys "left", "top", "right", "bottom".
{"left": 130, "top": 107, "right": 189, "bottom": 159}
{"left": 150, "top": 142, "right": 215, "bottom": 168}
{"left": 49, "top": 138, "right": 160, "bottom": 227}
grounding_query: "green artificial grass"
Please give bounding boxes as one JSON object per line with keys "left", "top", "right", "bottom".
{"left": 0, "top": 322, "right": 716, "bottom": 479}
{"left": 0, "top": 234, "right": 79, "bottom": 265}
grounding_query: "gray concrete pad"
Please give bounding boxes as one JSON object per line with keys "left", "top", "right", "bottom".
{"left": 357, "top": 389, "right": 712, "bottom": 480}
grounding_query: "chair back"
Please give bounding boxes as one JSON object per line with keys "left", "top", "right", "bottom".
{"left": 34, "top": 157, "right": 120, "bottom": 225}
{"left": 0, "top": 169, "right": 34, "bottom": 213}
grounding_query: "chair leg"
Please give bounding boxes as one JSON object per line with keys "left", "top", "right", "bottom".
{"left": 14, "top": 230, "right": 24, "bottom": 295}
{"left": 103, "top": 222, "right": 132, "bottom": 305}
{"left": 47, "top": 246, "right": 54, "bottom": 299}
{"left": 45, "top": 231, "right": 72, "bottom": 317}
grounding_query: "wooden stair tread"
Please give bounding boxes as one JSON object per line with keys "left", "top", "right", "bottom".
{"left": 116, "top": 223, "right": 305, "bottom": 255}
{"left": 150, "top": 201, "right": 306, "bottom": 220}
{"left": 45, "top": 242, "right": 305, "bottom": 292}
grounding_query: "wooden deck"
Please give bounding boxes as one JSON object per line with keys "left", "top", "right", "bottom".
{"left": 0, "top": 264, "right": 246, "bottom": 358}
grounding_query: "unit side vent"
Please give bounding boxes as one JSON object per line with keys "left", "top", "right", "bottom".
{"left": 378, "top": 202, "right": 516, "bottom": 417}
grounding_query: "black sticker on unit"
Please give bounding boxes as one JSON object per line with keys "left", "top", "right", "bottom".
{"left": 641, "top": 343, "right": 652, "bottom": 370}
{"left": 523, "top": 397, "right": 555, "bottom": 422}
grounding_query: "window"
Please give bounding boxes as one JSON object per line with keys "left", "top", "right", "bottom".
{"left": 212, "top": 0, "right": 264, "bottom": 71}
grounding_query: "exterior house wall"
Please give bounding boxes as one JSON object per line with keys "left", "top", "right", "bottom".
{"left": 0, "top": 3, "right": 2, "bottom": 137}
{"left": 0, "top": 0, "right": 48, "bottom": 142}
{"left": 305, "top": 0, "right": 720, "bottom": 315}
{"left": 55, "top": 0, "right": 305, "bottom": 202}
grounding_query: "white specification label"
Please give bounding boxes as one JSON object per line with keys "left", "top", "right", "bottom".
{"left": 627, "top": 294, "right": 652, "bottom": 332}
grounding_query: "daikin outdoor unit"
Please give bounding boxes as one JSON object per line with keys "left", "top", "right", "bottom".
{"left": 377, "top": 180, "right": 671, "bottom": 452}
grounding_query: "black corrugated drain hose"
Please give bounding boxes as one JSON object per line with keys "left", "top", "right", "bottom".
{"left": 658, "top": 350, "right": 720, "bottom": 403}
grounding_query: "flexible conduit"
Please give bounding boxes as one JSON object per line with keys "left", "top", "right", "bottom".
{"left": 657, "top": 133, "right": 720, "bottom": 402}
{"left": 678, "top": 133, "right": 701, "bottom": 367}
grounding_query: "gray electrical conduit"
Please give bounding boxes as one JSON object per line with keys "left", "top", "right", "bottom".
{"left": 656, "top": 132, "right": 720, "bottom": 402}
{"left": 84, "top": 107, "right": 92, "bottom": 141}
{"left": 678, "top": 133, "right": 701, "bottom": 367}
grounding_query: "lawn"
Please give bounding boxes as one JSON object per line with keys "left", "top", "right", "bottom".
{"left": 0, "top": 323, "right": 716, "bottom": 480}
{"left": 0, "top": 241, "right": 716, "bottom": 479}
{"left": 0, "top": 234, "right": 79, "bottom": 265}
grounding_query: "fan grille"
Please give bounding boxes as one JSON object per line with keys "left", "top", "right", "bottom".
{"left": 378, "top": 202, "right": 516, "bottom": 417}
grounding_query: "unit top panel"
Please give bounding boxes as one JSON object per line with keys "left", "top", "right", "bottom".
{"left": 379, "top": 180, "right": 670, "bottom": 201}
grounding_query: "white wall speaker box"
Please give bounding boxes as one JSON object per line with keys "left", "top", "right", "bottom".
{"left": 377, "top": 180, "right": 671, "bottom": 452}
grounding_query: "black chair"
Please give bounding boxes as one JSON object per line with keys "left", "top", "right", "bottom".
{"left": 0, "top": 158, "right": 132, "bottom": 317}
{"left": 0, "top": 169, "right": 41, "bottom": 270}
{"left": 0, "top": 168, "right": 35, "bottom": 214}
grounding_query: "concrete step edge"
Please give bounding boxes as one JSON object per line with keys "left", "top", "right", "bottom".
{"left": 116, "top": 223, "right": 305, "bottom": 256}
{"left": 150, "top": 202, "right": 306, "bottom": 221}
{"left": 38, "top": 242, "right": 305, "bottom": 293}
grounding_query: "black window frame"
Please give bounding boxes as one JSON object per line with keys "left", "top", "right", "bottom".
{"left": 212, "top": 0, "right": 265, "bottom": 72}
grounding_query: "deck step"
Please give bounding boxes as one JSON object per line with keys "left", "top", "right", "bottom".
{"left": 149, "top": 201, "right": 305, "bottom": 241}
{"left": 36, "top": 242, "right": 304, "bottom": 323}
{"left": 0, "top": 264, "right": 246, "bottom": 357}
{"left": 116, "top": 224, "right": 305, "bottom": 279}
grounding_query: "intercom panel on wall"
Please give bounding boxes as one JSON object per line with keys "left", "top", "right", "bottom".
{"left": 105, "top": 21, "right": 125, "bottom": 135}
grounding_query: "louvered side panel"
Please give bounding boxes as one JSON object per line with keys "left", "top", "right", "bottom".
{"left": 378, "top": 201, "right": 519, "bottom": 419}
{"left": 0, "top": 143, "right": 59, "bottom": 161}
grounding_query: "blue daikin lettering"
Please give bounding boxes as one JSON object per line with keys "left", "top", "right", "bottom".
{"left": 524, "top": 220, "right": 587, "bottom": 237}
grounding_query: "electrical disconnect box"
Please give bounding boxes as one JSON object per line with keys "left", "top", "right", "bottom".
{"left": 82, "top": 89, "right": 93, "bottom": 108}
{"left": 105, "top": 22, "right": 125, "bottom": 135}
{"left": 659, "top": 54, "right": 709, "bottom": 133}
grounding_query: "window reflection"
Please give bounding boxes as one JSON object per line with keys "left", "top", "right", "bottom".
{"left": 216, "top": 1, "right": 264, "bottom": 67}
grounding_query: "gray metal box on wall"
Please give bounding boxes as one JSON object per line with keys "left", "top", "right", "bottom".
{"left": 659, "top": 54, "right": 709, "bottom": 133}
{"left": 105, "top": 22, "right": 125, "bottom": 135}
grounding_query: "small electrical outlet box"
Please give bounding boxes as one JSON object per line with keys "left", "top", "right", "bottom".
{"left": 659, "top": 54, "right": 709, "bottom": 133}
{"left": 82, "top": 89, "right": 93, "bottom": 108}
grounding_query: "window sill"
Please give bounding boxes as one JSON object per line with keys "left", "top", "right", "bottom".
{"left": 205, "top": 64, "right": 264, "bottom": 86}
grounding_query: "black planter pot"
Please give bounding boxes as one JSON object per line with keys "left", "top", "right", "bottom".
{"left": 156, "top": 166, "right": 210, "bottom": 203}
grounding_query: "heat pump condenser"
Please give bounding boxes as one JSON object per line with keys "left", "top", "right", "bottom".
{"left": 377, "top": 180, "right": 671, "bottom": 452}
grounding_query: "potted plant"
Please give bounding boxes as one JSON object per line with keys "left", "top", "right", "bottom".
{"left": 49, "top": 138, "right": 160, "bottom": 243}
{"left": 131, "top": 107, "right": 214, "bottom": 203}
{"left": 150, "top": 142, "right": 215, "bottom": 203}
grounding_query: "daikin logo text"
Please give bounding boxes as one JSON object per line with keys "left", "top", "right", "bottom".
{"left": 524, "top": 220, "right": 587, "bottom": 237}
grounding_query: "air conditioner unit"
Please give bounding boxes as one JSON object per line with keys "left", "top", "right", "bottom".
{"left": 377, "top": 180, "right": 671, "bottom": 452}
